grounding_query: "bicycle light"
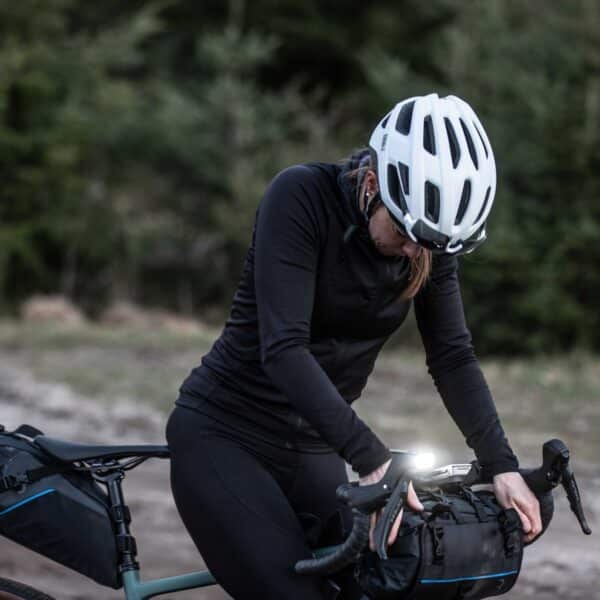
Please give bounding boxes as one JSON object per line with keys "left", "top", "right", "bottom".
{"left": 412, "top": 452, "right": 435, "bottom": 472}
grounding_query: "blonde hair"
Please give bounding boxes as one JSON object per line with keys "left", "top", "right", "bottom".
{"left": 345, "top": 153, "right": 432, "bottom": 299}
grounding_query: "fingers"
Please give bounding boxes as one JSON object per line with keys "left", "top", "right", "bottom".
{"left": 407, "top": 481, "right": 424, "bottom": 511}
{"left": 370, "top": 480, "right": 422, "bottom": 550}
{"left": 515, "top": 496, "right": 542, "bottom": 542}
{"left": 369, "top": 511, "right": 377, "bottom": 551}
{"left": 369, "top": 509, "right": 391, "bottom": 550}
{"left": 512, "top": 504, "right": 532, "bottom": 535}
{"left": 387, "top": 507, "right": 404, "bottom": 546}
{"left": 369, "top": 508, "right": 406, "bottom": 548}
{"left": 507, "top": 495, "right": 542, "bottom": 542}
{"left": 493, "top": 472, "right": 543, "bottom": 543}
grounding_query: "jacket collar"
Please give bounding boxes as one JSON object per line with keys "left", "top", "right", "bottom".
{"left": 337, "top": 149, "right": 371, "bottom": 239}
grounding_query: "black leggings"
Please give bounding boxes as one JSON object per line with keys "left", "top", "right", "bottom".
{"left": 166, "top": 406, "right": 363, "bottom": 600}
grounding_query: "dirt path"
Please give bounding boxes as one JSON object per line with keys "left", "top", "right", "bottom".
{"left": 0, "top": 359, "right": 224, "bottom": 599}
{"left": 0, "top": 356, "right": 598, "bottom": 599}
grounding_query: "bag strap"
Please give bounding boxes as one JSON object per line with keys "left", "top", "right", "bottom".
{"left": 429, "top": 500, "right": 466, "bottom": 525}
{"left": 428, "top": 522, "right": 446, "bottom": 564}
{"left": 427, "top": 489, "right": 447, "bottom": 504}
{"left": 0, "top": 462, "right": 72, "bottom": 492}
{"left": 499, "top": 509, "right": 522, "bottom": 558}
{"left": 0, "top": 424, "right": 71, "bottom": 493}
{"left": 476, "top": 491, "right": 500, "bottom": 514}
{"left": 461, "top": 487, "right": 489, "bottom": 522}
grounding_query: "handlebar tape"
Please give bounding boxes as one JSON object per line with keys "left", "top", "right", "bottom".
{"left": 294, "top": 509, "right": 370, "bottom": 576}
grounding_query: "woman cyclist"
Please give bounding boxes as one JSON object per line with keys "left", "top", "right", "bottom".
{"left": 166, "top": 93, "right": 542, "bottom": 599}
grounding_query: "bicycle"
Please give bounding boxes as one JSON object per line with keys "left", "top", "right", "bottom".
{"left": 0, "top": 431, "right": 591, "bottom": 599}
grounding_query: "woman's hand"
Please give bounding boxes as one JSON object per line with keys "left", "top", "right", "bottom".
{"left": 493, "top": 471, "right": 542, "bottom": 543}
{"left": 359, "top": 459, "right": 424, "bottom": 551}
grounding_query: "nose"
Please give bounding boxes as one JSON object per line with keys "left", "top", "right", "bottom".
{"left": 401, "top": 238, "right": 420, "bottom": 258}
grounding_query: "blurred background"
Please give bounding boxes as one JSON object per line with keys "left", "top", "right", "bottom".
{"left": 0, "top": 1, "right": 598, "bottom": 598}
{"left": 1, "top": 0, "right": 599, "bottom": 353}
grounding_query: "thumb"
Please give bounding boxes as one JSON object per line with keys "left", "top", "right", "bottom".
{"left": 407, "top": 481, "right": 424, "bottom": 511}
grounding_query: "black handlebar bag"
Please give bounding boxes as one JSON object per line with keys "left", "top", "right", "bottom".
{"left": 359, "top": 488, "right": 524, "bottom": 600}
{"left": 0, "top": 425, "right": 121, "bottom": 589}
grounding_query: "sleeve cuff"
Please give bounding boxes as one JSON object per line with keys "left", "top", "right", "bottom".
{"left": 353, "top": 444, "right": 392, "bottom": 479}
{"left": 482, "top": 455, "right": 520, "bottom": 478}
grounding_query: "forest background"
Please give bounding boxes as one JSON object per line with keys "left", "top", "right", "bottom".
{"left": 1, "top": 0, "right": 599, "bottom": 355}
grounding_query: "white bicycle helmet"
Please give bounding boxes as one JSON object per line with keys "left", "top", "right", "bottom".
{"left": 368, "top": 93, "right": 496, "bottom": 254}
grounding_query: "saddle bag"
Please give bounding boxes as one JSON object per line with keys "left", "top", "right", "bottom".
{"left": 359, "top": 487, "right": 523, "bottom": 600}
{"left": 0, "top": 425, "right": 121, "bottom": 589}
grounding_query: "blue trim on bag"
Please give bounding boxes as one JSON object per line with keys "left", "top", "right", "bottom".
{"left": 421, "top": 570, "right": 518, "bottom": 584}
{"left": 0, "top": 488, "right": 56, "bottom": 517}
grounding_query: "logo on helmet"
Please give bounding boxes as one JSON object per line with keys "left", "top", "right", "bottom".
{"left": 381, "top": 133, "right": 387, "bottom": 151}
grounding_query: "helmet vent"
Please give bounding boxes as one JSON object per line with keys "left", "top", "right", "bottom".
{"left": 444, "top": 118, "right": 461, "bottom": 168}
{"left": 423, "top": 116, "right": 436, "bottom": 155}
{"left": 387, "top": 163, "right": 408, "bottom": 214}
{"left": 381, "top": 111, "right": 391, "bottom": 129}
{"left": 460, "top": 119, "right": 478, "bottom": 169}
{"left": 398, "top": 161, "right": 410, "bottom": 195}
{"left": 473, "top": 122, "right": 489, "bottom": 158}
{"left": 424, "top": 181, "right": 440, "bottom": 223}
{"left": 395, "top": 101, "right": 415, "bottom": 135}
{"left": 474, "top": 186, "right": 491, "bottom": 223}
{"left": 455, "top": 180, "right": 471, "bottom": 225}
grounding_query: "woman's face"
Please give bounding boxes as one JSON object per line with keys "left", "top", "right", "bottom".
{"left": 363, "top": 171, "right": 420, "bottom": 259}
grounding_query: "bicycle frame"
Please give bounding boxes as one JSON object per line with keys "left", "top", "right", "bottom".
{"left": 103, "top": 467, "right": 337, "bottom": 599}
{"left": 120, "top": 545, "right": 337, "bottom": 599}
{"left": 122, "top": 569, "right": 216, "bottom": 600}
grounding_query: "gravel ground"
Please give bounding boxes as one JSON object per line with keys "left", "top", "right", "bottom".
{"left": 0, "top": 347, "right": 598, "bottom": 599}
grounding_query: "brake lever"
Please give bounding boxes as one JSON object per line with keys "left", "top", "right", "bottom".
{"left": 372, "top": 478, "right": 408, "bottom": 560}
{"left": 364, "top": 453, "right": 414, "bottom": 560}
{"left": 521, "top": 438, "right": 591, "bottom": 536}
{"left": 562, "top": 464, "right": 592, "bottom": 535}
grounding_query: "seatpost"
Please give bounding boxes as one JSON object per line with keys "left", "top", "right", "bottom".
{"left": 104, "top": 470, "right": 140, "bottom": 574}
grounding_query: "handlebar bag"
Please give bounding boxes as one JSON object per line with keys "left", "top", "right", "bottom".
{"left": 358, "top": 487, "right": 523, "bottom": 600}
{"left": 0, "top": 425, "right": 121, "bottom": 589}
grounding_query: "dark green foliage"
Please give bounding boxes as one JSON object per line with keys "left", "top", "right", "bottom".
{"left": 0, "top": 0, "right": 598, "bottom": 353}
{"left": 441, "top": 1, "right": 600, "bottom": 353}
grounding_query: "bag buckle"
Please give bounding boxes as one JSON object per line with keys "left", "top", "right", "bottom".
{"left": 0, "top": 475, "right": 16, "bottom": 491}
{"left": 0, "top": 473, "right": 28, "bottom": 492}
{"left": 461, "top": 487, "right": 488, "bottom": 522}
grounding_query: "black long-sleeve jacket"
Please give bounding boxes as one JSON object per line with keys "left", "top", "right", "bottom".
{"left": 178, "top": 155, "right": 518, "bottom": 478}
